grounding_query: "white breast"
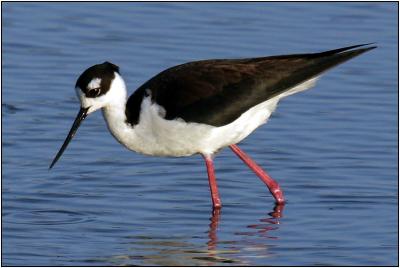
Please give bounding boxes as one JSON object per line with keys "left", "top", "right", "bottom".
{"left": 103, "top": 76, "right": 319, "bottom": 157}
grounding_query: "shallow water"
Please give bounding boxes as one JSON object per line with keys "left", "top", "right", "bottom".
{"left": 2, "top": 2, "right": 398, "bottom": 266}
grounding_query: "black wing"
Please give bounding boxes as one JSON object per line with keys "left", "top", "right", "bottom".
{"left": 126, "top": 44, "right": 375, "bottom": 127}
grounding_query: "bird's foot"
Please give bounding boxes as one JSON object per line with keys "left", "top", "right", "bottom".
{"left": 212, "top": 200, "right": 222, "bottom": 210}
{"left": 271, "top": 187, "right": 285, "bottom": 204}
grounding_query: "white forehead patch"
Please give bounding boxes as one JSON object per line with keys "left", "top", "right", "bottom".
{"left": 88, "top": 78, "right": 102, "bottom": 89}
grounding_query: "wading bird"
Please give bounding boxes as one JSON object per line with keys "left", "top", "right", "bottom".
{"left": 50, "top": 44, "right": 375, "bottom": 209}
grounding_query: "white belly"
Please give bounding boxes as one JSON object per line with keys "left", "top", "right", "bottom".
{"left": 131, "top": 96, "right": 279, "bottom": 156}
{"left": 103, "top": 77, "right": 319, "bottom": 157}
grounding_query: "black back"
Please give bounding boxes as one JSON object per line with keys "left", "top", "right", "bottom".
{"left": 126, "top": 44, "right": 375, "bottom": 127}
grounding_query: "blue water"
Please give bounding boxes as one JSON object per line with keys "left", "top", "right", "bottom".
{"left": 2, "top": 2, "right": 398, "bottom": 266}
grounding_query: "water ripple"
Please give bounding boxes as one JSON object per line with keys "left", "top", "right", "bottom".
{"left": 2, "top": 2, "right": 397, "bottom": 266}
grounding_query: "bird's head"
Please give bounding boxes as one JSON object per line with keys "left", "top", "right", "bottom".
{"left": 49, "top": 61, "right": 126, "bottom": 169}
{"left": 75, "top": 61, "right": 124, "bottom": 114}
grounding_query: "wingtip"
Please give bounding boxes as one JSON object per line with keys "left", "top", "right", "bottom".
{"left": 349, "top": 43, "right": 378, "bottom": 54}
{"left": 318, "top": 43, "right": 377, "bottom": 57}
{"left": 351, "top": 43, "right": 378, "bottom": 50}
{"left": 356, "top": 42, "right": 377, "bottom": 47}
{"left": 351, "top": 43, "right": 378, "bottom": 52}
{"left": 332, "top": 43, "right": 377, "bottom": 63}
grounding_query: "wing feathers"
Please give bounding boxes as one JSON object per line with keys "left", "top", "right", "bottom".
{"left": 126, "top": 44, "right": 375, "bottom": 126}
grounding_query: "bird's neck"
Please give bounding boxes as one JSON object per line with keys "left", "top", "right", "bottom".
{"left": 101, "top": 74, "right": 134, "bottom": 146}
{"left": 102, "top": 97, "right": 127, "bottom": 130}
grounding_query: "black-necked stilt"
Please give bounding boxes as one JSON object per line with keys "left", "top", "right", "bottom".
{"left": 50, "top": 44, "right": 375, "bottom": 209}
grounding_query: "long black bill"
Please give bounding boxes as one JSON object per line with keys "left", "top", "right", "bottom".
{"left": 49, "top": 107, "right": 89, "bottom": 169}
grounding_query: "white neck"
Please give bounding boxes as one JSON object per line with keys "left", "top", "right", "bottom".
{"left": 101, "top": 73, "right": 134, "bottom": 147}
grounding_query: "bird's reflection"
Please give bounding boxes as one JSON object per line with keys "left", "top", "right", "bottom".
{"left": 241, "top": 203, "right": 284, "bottom": 239}
{"left": 206, "top": 203, "right": 285, "bottom": 262}
{"left": 98, "top": 204, "right": 285, "bottom": 266}
{"left": 207, "top": 208, "right": 221, "bottom": 251}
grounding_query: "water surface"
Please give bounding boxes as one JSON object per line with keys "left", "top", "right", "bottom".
{"left": 2, "top": 2, "right": 398, "bottom": 266}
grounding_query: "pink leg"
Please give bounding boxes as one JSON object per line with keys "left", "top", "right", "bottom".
{"left": 229, "top": 144, "right": 285, "bottom": 204}
{"left": 202, "top": 154, "right": 222, "bottom": 209}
